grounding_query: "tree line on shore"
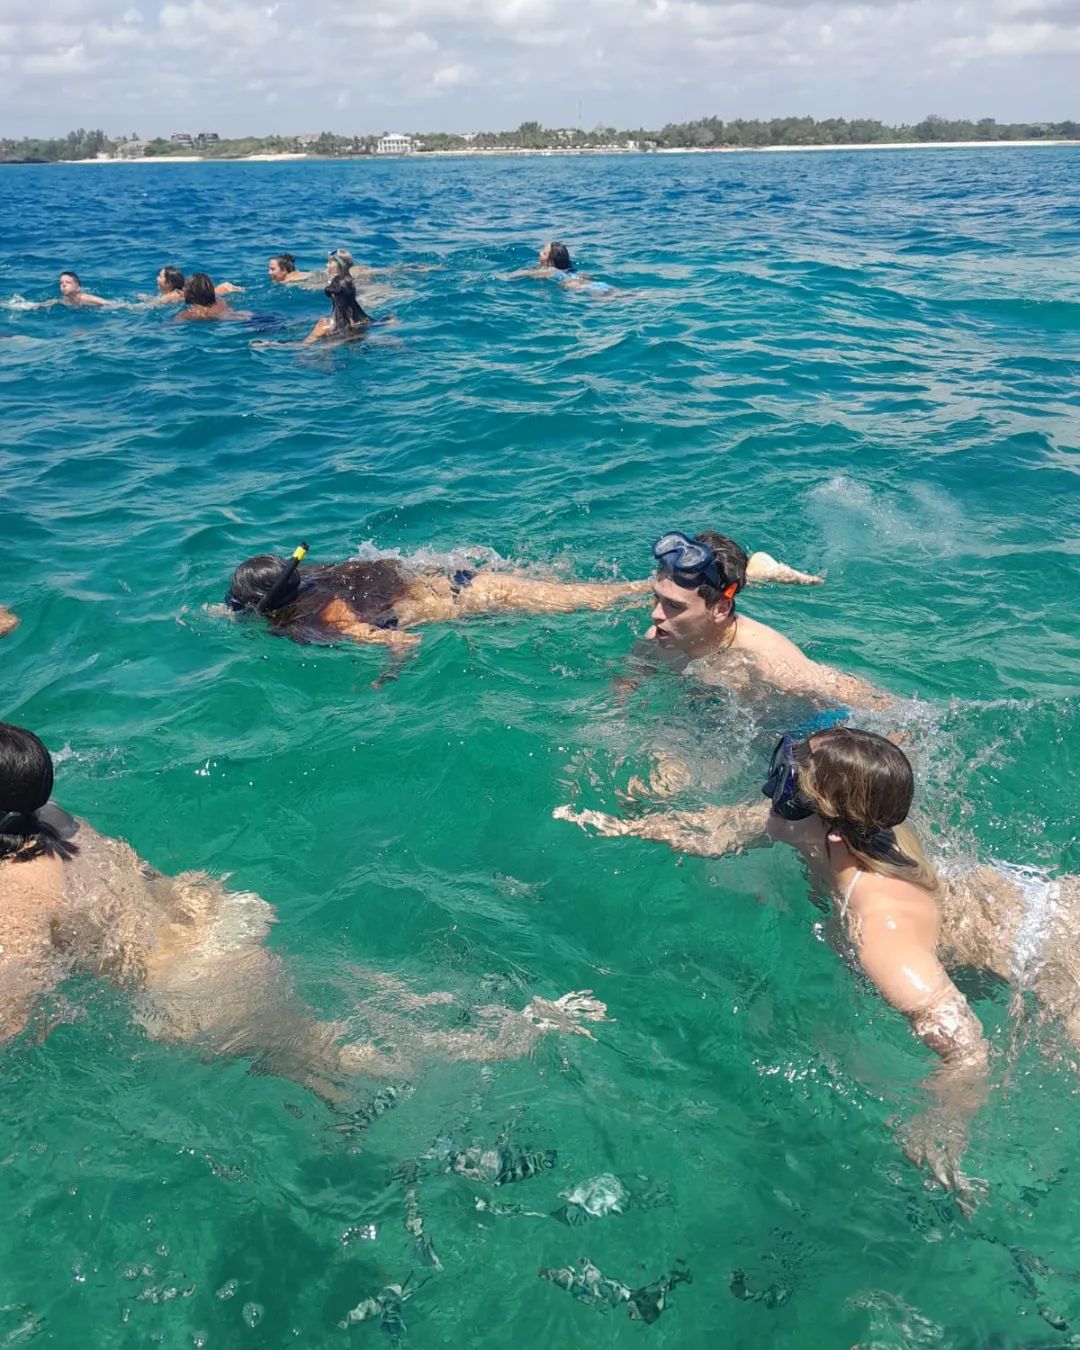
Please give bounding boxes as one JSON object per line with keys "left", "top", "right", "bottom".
{"left": 3, "top": 116, "right": 1079, "bottom": 163}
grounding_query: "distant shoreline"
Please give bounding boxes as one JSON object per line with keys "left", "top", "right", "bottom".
{"left": 24, "top": 138, "right": 1080, "bottom": 166}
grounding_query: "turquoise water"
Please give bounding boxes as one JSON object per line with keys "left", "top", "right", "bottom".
{"left": 1, "top": 148, "right": 1079, "bottom": 1347}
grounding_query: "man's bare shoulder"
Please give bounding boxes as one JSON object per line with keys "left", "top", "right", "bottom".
{"left": 733, "top": 613, "right": 812, "bottom": 665}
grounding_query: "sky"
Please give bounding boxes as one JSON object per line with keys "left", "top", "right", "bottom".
{"left": 1, "top": 0, "right": 1078, "bottom": 139}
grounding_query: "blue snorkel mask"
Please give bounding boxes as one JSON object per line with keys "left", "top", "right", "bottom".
{"left": 652, "top": 531, "right": 736, "bottom": 597}
{"left": 762, "top": 735, "right": 816, "bottom": 820}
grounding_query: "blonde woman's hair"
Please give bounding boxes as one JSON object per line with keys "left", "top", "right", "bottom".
{"left": 797, "top": 727, "right": 939, "bottom": 894}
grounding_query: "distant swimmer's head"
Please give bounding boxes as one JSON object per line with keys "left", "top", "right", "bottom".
{"left": 0, "top": 723, "right": 79, "bottom": 862}
{"left": 539, "top": 242, "right": 572, "bottom": 272}
{"left": 327, "top": 248, "right": 354, "bottom": 279}
{"left": 324, "top": 274, "right": 368, "bottom": 329}
{"left": 268, "top": 253, "right": 296, "bottom": 283}
{"left": 649, "top": 530, "right": 747, "bottom": 653}
{"left": 183, "top": 272, "right": 217, "bottom": 307}
{"left": 158, "top": 266, "right": 185, "bottom": 294}
{"left": 59, "top": 271, "right": 81, "bottom": 296}
{"left": 765, "top": 727, "right": 935, "bottom": 889}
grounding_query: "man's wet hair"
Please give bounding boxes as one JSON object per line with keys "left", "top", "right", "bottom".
{"left": 272, "top": 253, "right": 296, "bottom": 274}
{"left": 693, "top": 531, "right": 748, "bottom": 606}
{"left": 60, "top": 271, "right": 80, "bottom": 285}
{"left": 547, "top": 242, "right": 572, "bottom": 271}
{"left": 162, "top": 266, "right": 185, "bottom": 292}
{"left": 183, "top": 272, "right": 217, "bottom": 306}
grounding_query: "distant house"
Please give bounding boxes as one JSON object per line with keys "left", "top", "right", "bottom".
{"left": 377, "top": 133, "right": 415, "bottom": 156}
{"left": 170, "top": 132, "right": 194, "bottom": 146}
{"left": 196, "top": 132, "right": 220, "bottom": 145}
{"left": 116, "top": 139, "right": 151, "bottom": 158}
{"left": 296, "top": 133, "right": 322, "bottom": 149}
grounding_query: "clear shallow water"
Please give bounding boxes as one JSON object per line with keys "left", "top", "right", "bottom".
{"left": 1, "top": 149, "right": 1079, "bottom": 1347}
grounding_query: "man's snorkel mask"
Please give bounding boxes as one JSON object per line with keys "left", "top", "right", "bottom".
{"left": 652, "top": 531, "right": 737, "bottom": 599}
{"left": 762, "top": 735, "right": 816, "bottom": 821}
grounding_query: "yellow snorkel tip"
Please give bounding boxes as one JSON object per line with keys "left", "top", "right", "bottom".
{"left": 293, "top": 542, "right": 309, "bottom": 562}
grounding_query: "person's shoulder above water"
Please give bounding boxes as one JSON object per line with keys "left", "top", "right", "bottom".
{"left": 57, "top": 271, "right": 110, "bottom": 308}
{"left": 267, "top": 252, "right": 311, "bottom": 285}
{"left": 175, "top": 272, "right": 250, "bottom": 321}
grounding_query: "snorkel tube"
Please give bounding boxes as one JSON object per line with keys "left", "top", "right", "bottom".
{"left": 257, "top": 542, "right": 309, "bottom": 614}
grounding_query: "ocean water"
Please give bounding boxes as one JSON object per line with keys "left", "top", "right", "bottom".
{"left": 1, "top": 148, "right": 1079, "bottom": 1347}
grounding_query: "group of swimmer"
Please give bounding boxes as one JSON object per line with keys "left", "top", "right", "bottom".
{"left": 14, "top": 240, "right": 601, "bottom": 347}
{"left": 4, "top": 523, "right": 1078, "bottom": 1215}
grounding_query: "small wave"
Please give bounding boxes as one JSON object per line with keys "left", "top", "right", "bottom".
{"left": 805, "top": 475, "right": 966, "bottom": 561}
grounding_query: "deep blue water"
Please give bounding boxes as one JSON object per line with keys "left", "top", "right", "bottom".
{"left": 1, "top": 148, "right": 1079, "bottom": 1348}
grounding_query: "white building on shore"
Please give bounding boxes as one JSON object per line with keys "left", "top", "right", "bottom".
{"left": 377, "top": 133, "right": 416, "bottom": 156}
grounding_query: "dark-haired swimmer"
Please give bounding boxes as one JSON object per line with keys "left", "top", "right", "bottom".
{"left": 268, "top": 253, "right": 312, "bottom": 284}
{"left": 510, "top": 242, "right": 613, "bottom": 297}
{"left": 175, "top": 272, "right": 251, "bottom": 322}
{"left": 0, "top": 722, "right": 610, "bottom": 1096}
{"left": 226, "top": 551, "right": 653, "bottom": 648}
{"left": 0, "top": 607, "right": 18, "bottom": 638}
{"left": 303, "top": 274, "right": 372, "bottom": 344}
{"left": 644, "top": 530, "right": 885, "bottom": 709}
{"left": 558, "top": 727, "right": 1080, "bottom": 1207}
{"left": 151, "top": 266, "right": 243, "bottom": 304}
{"left": 55, "top": 271, "right": 109, "bottom": 307}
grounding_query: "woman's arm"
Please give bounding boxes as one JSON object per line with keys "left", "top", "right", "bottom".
{"left": 459, "top": 575, "right": 650, "bottom": 616}
{"left": 214, "top": 282, "right": 244, "bottom": 294}
{"left": 554, "top": 799, "right": 772, "bottom": 858}
{"left": 855, "top": 907, "right": 989, "bottom": 1210}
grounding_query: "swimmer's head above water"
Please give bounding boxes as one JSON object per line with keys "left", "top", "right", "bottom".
{"left": 158, "top": 266, "right": 185, "bottom": 295}
{"left": 649, "top": 530, "right": 746, "bottom": 655}
{"left": 539, "top": 242, "right": 572, "bottom": 271}
{"left": 0, "top": 722, "right": 79, "bottom": 862}
{"left": 183, "top": 272, "right": 217, "bottom": 307}
{"left": 763, "top": 726, "right": 933, "bottom": 886}
{"left": 268, "top": 253, "right": 297, "bottom": 283}
{"left": 58, "top": 271, "right": 81, "bottom": 297}
{"left": 327, "top": 249, "right": 354, "bottom": 280}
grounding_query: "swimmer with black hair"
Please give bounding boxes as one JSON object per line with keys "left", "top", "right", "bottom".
{"left": 150, "top": 267, "right": 243, "bottom": 304}
{"left": 175, "top": 272, "right": 251, "bottom": 321}
{"left": 303, "top": 273, "right": 373, "bottom": 344}
{"left": 509, "top": 242, "right": 613, "bottom": 296}
{"left": 54, "top": 271, "right": 109, "bottom": 308}
{"left": 267, "top": 253, "right": 312, "bottom": 285}
{"left": 0, "top": 722, "right": 610, "bottom": 1098}
{"left": 0, "top": 607, "right": 18, "bottom": 638}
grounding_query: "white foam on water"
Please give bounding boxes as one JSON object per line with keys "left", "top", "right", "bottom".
{"left": 805, "top": 475, "right": 966, "bottom": 562}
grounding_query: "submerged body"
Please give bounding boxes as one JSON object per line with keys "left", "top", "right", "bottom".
{"left": 0, "top": 607, "right": 17, "bottom": 637}
{"left": 0, "top": 725, "right": 611, "bottom": 1097}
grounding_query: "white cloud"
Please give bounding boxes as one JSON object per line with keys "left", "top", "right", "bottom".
{"left": 0, "top": 0, "right": 1077, "bottom": 137}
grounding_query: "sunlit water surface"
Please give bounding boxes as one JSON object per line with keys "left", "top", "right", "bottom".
{"left": 1, "top": 149, "right": 1079, "bottom": 1348}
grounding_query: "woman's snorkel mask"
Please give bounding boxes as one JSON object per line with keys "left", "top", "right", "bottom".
{"left": 652, "top": 531, "right": 737, "bottom": 598}
{"left": 762, "top": 735, "right": 816, "bottom": 820}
